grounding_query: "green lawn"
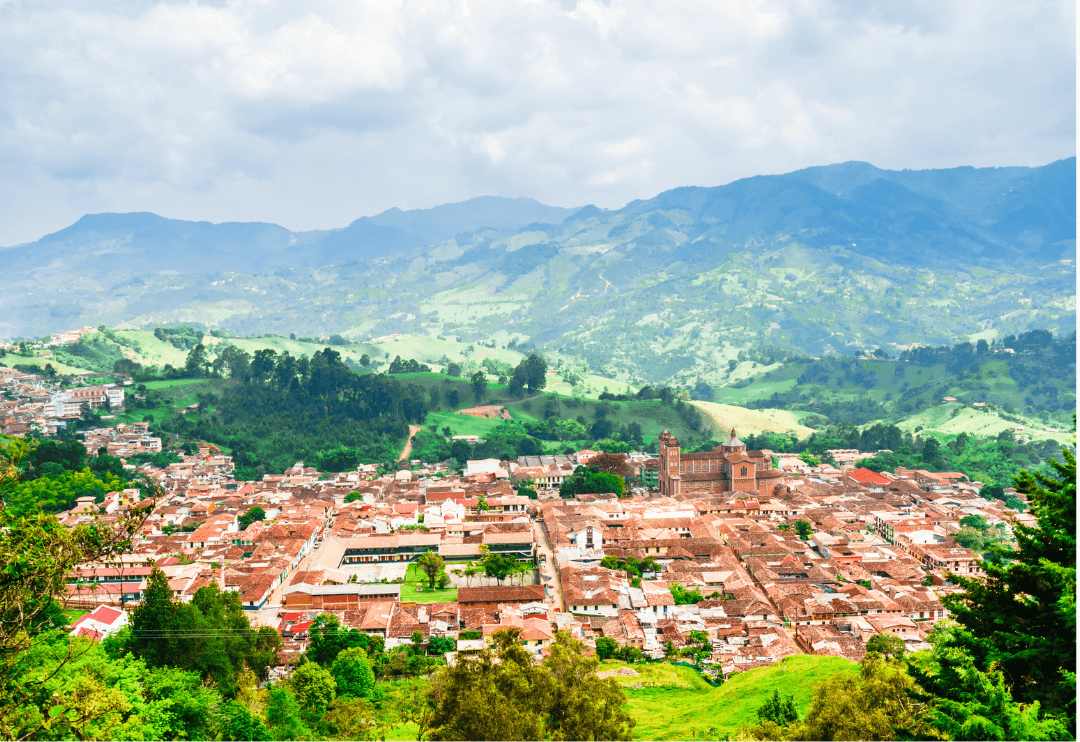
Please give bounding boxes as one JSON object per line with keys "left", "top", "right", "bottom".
{"left": 609, "top": 655, "right": 858, "bottom": 740}
{"left": 399, "top": 564, "right": 458, "bottom": 604}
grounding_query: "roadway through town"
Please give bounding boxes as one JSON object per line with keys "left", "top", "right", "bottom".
{"left": 532, "top": 519, "right": 564, "bottom": 611}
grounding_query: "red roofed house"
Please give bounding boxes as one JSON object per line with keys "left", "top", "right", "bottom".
{"left": 70, "top": 604, "right": 128, "bottom": 641}
{"left": 849, "top": 468, "right": 891, "bottom": 487}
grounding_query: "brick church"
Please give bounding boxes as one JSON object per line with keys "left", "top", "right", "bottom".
{"left": 658, "top": 429, "right": 784, "bottom": 499}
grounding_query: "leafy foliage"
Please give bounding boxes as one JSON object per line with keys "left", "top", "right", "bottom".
{"left": 422, "top": 629, "right": 634, "bottom": 741}
{"left": 122, "top": 568, "right": 283, "bottom": 696}
{"left": 939, "top": 442, "right": 1076, "bottom": 731}
{"left": 559, "top": 465, "right": 625, "bottom": 498}
{"left": 157, "top": 347, "right": 426, "bottom": 473}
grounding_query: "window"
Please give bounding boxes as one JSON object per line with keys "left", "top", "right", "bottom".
{"left": 740, "top": 466, "right": 747, "bottom": 476}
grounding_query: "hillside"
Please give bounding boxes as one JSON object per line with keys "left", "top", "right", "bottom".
{"left": 690, "top": 401, "right": 815, "bottom": 439}
{"left": 605, "top": 656, "right": 858, "bottom": 740}
{"left": 2, "top": 159, "right": 1073, "bottom": 389}
{"left": 708, "top": 331, "right": 1076, "bottom": 433}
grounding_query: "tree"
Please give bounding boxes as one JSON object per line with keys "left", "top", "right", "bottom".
{"left": 757, "top": 689, "right": 799, "bottom": 726}
{"left": 289, "top": 660, "right": 336, "bottom": 719}
{"left": 941, "top": 443, "right": 1076, "bottom": 729}
{"left": 238, "top": 505, "right": 265, "bottom": 530}
{"left": 218, "top": 699, "right": 270, "bottom": 741}
{"left": 423, "top": 629, "right": 632, "bottom": 741}
{"left": 470, "top": 371, "right": 488, "bottom": 403}
{"left": 423, "top": 628, "right": 548, "bottom": 740}
{"left": 786, "top": 655, "right": 936, "bottom": 741}
{"left": 331, "top": 647, "right": 375, "bottom": 698}
{"left": 595, "top": 636, "right": 618, "bottom": 660}
{"left": 446, "top": 388, "right": 460, "bottom": 408}
{"left": 345, "top": 491, "right": 362, "bottom": 503}
{"left": 307, "top": 614, "right": 378, "bottom": 665}
{"left": 0, "top": 439, "right": 154, "bottom": 738}
{"left": 544, "top": 632, "right": 635, "bottom": 740}
{"left": 265, "top": 687, "right": 310, "bottom": 741}
{"left": 482, "top": 553, "right": 517, "bottom": 585}
{"left": 522, "top": 354, "right": 548, "bottom": 393}
{"left": 427, "top": 636, "right": 456, "bottom": 655}
{"left": 184, "top": 343, "right": 210, "bottom": 377}
{"left": 794, "top": 519, "right": 813, "bottom": 539}
{"left": 866, "top": 632, "right": 906, "bottom": 659}
{"left": 418, "top": 549, "right": 447, "bottom": 590}
{"left": 322, "top": 697, "right": 379, "bottom": 741}
{"left": 907, "top": 622, "right": 1070, "bottom": 741}
{"left": 127, "top": 570, "right": 282, "bottom": 695}
{"left": 463, "top": 562, "right": 480, "bottom": 587}
{"left": 589, "top": 452, "right": 635, "bottom": 480}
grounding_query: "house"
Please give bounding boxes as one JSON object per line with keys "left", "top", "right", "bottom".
{"left": 69, "top": 605, "right": 129, "bottom": 641}
{"left": 457, "top": 585, "right": 547, "bottom": 610}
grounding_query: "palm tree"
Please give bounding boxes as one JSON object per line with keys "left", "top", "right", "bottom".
{"left": 514, "top": 562, "right": 532, "bottom": 586}
{"left": 463, "top": 562, "right": 479, "bottom": 587}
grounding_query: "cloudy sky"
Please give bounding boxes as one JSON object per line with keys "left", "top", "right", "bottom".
{"left": 0, "top": 0, "right": 1074, "bottom": 245}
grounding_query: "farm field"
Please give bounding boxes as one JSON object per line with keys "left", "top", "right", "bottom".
{"left": 691, "top": 401, "right": 815, "bottom": 439}
{"left": 610, "top": 655, "right": 858, "bottom": 740}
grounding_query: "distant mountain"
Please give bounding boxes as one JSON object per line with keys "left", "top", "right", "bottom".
{"left": 2, "top": 159, "right": 1074, "bottom": 386}
{"left": 0, "top": 196, "right": 579, "bottom": 279}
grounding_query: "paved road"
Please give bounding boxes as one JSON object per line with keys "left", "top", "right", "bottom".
{"left": 532, "top": 520, "right": 565, "bottom": 611}
{"left": 399, "top": 425, "right": 422, "bottom": 461}
{"left": 256, "top": 533, "right": 332, "bottom": 626}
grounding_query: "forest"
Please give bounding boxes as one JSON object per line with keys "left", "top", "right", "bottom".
{"left": 155, "top": 347, "right": 427, "bottom": 476}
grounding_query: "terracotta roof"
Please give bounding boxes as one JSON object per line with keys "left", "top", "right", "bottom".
{"left": 849, "top": 468, "right": 891, "bottom": 486}
{"left": 458, "top": 585, "right": 546, "bottom": 604}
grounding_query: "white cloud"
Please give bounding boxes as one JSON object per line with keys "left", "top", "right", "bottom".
{"left": 0, "top": 0, "right": 1073, "bottom": 244}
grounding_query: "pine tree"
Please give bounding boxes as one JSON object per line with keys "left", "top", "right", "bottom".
{"left": 942, "top": 442, "right": 1076, "bottom": 731}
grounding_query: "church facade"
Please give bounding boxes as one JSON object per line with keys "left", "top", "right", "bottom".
{"left": 657, "top": 429, "right": 784, "bottom": 499}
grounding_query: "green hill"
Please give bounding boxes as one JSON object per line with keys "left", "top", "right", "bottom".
{"left": 603, "top": 656, "right": 858, "bottom": 740}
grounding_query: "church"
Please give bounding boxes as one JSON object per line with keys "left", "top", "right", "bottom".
{"left": 657, "top": 429, "right": 784, "bottom": 499}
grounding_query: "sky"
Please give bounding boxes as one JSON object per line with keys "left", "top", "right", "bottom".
{"left": 0, "top": 0, "right": 1074, "bottom": 245}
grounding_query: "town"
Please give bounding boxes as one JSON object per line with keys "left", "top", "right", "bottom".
{"left": 1, "top": 362, "right": 1032, "bottom": 682}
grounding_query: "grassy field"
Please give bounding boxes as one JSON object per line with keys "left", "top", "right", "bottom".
{"left": 691, "top": 401, "right": 815, "bottom": 440}
{"left": 2, "top": 354, "right": 94, "bottom": 376}
{"left": 608, "top": 655, "right": 857, "bottom": 740}
{"left": 374, "top": 656, "right": 858, "bottom": 740}
{"left": 113, "top": 378, "right": 226, "bottom": 426}
{"left": 399, "top": 564, "right": 458, "bottom": 604}
{"left": 895, "top": 404, "right": 1072, "bottom": 444}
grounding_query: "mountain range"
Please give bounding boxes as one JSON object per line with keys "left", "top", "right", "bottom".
{"left": 3, "top": 158, "right": 1074, "bottom": 385}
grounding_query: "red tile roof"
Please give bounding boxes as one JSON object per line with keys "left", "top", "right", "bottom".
{"left": 849, "top": 468, "right": 891, "bottom": 486}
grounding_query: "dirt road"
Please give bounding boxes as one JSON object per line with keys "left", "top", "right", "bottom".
{"left": 399, "top": 425, "right": 422, "bottom": 461}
